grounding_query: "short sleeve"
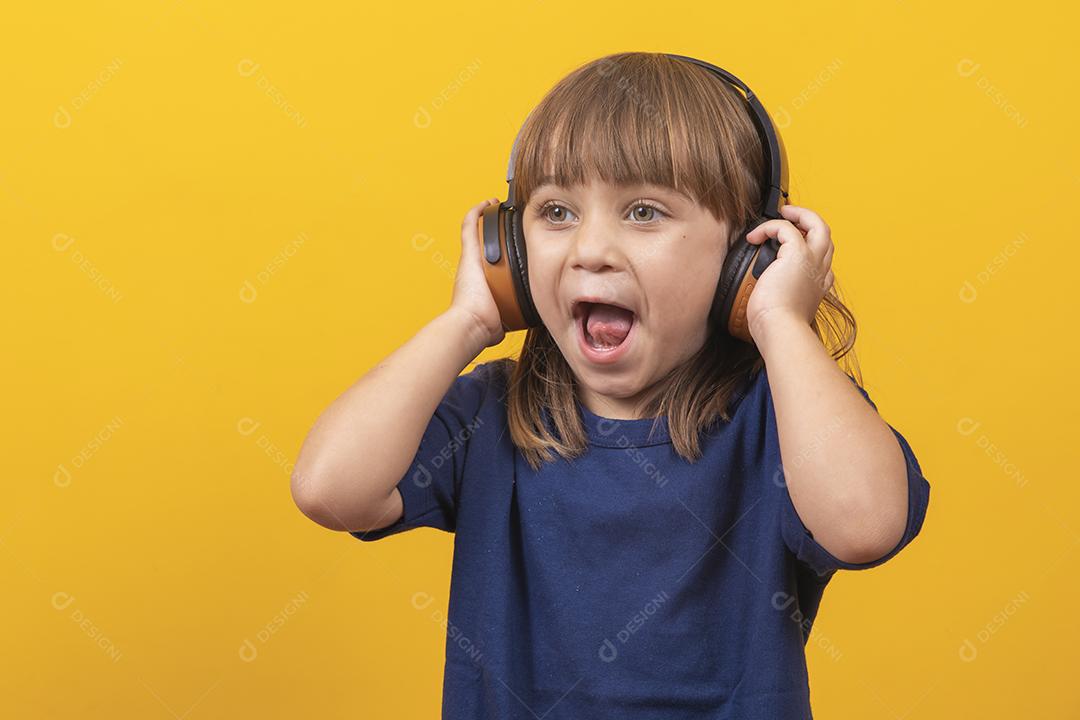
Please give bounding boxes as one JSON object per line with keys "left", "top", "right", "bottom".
{"left": 350, "top": 361, "right": 499, "bottom": 542}
{"left": 779, "top": 376, "right": 931, "bottom": 576}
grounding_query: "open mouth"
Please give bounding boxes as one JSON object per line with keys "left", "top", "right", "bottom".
{"left": 572, "top": 300, "right": 637, "bottom": 361}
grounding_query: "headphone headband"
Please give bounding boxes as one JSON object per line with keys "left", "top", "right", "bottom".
{"left": 504, "top": 53, "right": 788, "bottom": 219}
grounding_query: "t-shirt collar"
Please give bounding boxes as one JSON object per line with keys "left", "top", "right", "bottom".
{"left": 574, "top": 397, "right": 672, "bottom": 448}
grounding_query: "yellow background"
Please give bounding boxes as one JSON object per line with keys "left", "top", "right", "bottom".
{"left": 4, "top": 0, "right": 1078, "bottom": 717}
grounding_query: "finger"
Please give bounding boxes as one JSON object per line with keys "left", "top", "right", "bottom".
{"left": 461, "top": 198, "right": 498, "bottom": 260}
{"left": 745, "top": 219, "right": 807, "bottom": 252}
{"left": 465, "top": 197, "right": 498, "bottom": 219}
{"left": 462, "top": 198, "right": 499, "bottom": 238}
{"left": 779, "top": 204, "right": 831, "bottom": 258}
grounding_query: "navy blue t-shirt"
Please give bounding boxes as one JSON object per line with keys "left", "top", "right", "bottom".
{"left": 352, "top": 360, "right": 931, "bottom": 719}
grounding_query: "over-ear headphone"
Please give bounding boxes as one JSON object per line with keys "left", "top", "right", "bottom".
{"left": 479, "top": 53, "right": 789, "bottom": 344}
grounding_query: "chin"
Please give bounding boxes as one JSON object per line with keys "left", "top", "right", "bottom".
{"left": 571, "top": 359, "right": 647, "bottom": 396}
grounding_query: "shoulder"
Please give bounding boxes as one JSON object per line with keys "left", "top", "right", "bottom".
{"left": 728, "top": 364, "right": 768, "bottom": 415}
{"left": 447, "top": 358, "right": 515, "bottom": 414}
{"left": 463, "top": 357, "right": 515, "bottom": 391}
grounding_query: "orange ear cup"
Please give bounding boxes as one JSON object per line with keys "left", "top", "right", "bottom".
{"left": 716, "top": 208, "right": 817, "bottom": 345}
{"left": 726, "top": 255, "right": 764, "bottom": 343}
{"left": 478, "top": 203, "right": 530, "bottom": 331}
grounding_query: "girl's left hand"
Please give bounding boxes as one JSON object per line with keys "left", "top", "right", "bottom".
{"left": 743, "top": 204, "right": 834, "bottom": 341}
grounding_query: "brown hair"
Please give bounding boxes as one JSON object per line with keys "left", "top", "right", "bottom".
{"left": 493, "top": 51, "right": 860, "bottom": 470}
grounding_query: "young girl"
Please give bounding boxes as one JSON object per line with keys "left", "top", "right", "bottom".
{"left": 293, "top": 51, "right": 930, "bottom": 719}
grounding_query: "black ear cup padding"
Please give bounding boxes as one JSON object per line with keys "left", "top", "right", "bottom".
{"left": 710, "top": 233, "right": 758, "bottom": 330}
{"left": 506, "top": 208, "right": 542, "bottom": 327}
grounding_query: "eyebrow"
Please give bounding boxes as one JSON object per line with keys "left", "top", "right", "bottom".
{"left": 530, "top": 179, "right": 694, "bottom": 203}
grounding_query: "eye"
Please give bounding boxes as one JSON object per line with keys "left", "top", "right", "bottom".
{"left": 627, "top": 200, "right": 668, "bottom": 224}
{"left": 537, "top": 201, "right": 577, "bottom": 226}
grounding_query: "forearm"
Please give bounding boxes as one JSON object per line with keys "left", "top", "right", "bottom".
{"left": 292, "top": 307, "right": 487, "bottom": 530}
{"left": 754, "top": 314, "right": 909, "bottom": 563}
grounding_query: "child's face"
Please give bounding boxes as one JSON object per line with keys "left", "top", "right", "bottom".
{"left": 523, "top": 178, "right": 729, "bottom": 418}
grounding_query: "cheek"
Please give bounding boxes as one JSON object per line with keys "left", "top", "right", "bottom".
{"left": 644, "top": 258, "right": 721, "bottom": 336}
{"left": 524, "top": 244, "right": 562, "bottom": 322}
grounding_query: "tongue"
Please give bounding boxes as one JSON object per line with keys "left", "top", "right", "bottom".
{"left": 586, "top": 304, "right": 634, "bottom": 347}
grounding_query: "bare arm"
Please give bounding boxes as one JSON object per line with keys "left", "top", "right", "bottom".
{"left": 755, "top": 314, "right": 909, "bottom": 564}
{"left": 291, "top": 307, "right": 488, "bottom": 531}
{"left": 291, "top": 198, "right": 506, "bottom": 532}
{"left": 745, "top": 204, "right": 908, "bottom": 565}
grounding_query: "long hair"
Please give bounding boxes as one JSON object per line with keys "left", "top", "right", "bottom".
{"left": 494, "top": 52, "right": 860, "bottom": 470}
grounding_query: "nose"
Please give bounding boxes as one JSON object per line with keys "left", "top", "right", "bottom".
{"left": 567, "top": 216, "right": 622, "bottom": 273}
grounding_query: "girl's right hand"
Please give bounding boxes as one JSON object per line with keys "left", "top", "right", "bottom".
{"left": 450, "top": 197, "right": 506, "bottom": 349}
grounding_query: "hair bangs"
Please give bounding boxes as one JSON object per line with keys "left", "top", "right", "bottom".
{"left": 510, "top": 52, "right": 767, "bottom": 244}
